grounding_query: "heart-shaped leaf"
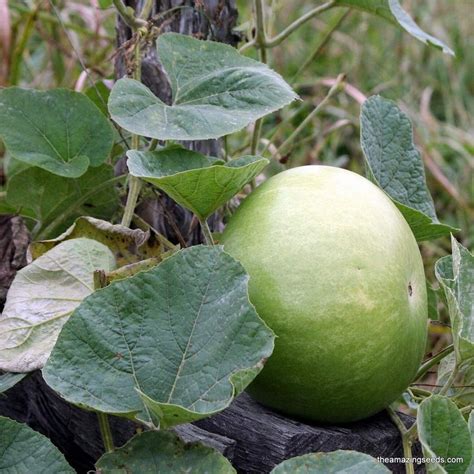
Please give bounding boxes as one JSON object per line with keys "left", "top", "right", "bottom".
{"left": 109, "top": 33, "right": 297, "bottom": 141}
{"left": 96, "top": 430, "right": 236, "bottom": 473}
{"left": 360, "top": 95, "right": 457, "bottom": 241}
{"left": 0, "top": 88, "right": 114, "bottom": 178}
{"left": 271, "top": 451, "right": 390, "bottom": 473}
{"left": 435, "top": 237, "right": 474, "bottom": 366}
{"left": 417, "top": 395, "right": 472, "bottom": 473}
{"left": 4, "top": 165, "right": 120, "bottom": 239}
{"left": 29, "top": 216, "right": 167, "bottom": 263}
{"left": 0, "top": 238, "right": 115, "bottom": 372}
{"left": 0, "top": 416, "right": 74, "bottom": 473}
{"left": 127, "top": 146, "right": 268, "bottom": 220}
{"left": 335, "top": 0, "right": 453, "bottom": 55}
{"left": 43, "top": 245, "right": 274, "bottom": 428}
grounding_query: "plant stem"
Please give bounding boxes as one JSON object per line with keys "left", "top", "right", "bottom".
{"left": 387, "top": 407, "right": 415, "bottom": 474}
{"left": 276, "top": 73, "right": 345, "bottom": 159}
{"left": 97, "top": 412, "right": 114, "bottom": 453}
{"left": 249, "top": 0, "right": 268, "bottom": 190}
{"left": 199, "top": 218, "right": 214, "bottom": 245}
{"left": 290, "top": 9, "right": 349, "bottom": 83}
{"left": 414, "top": 344, "right": 454, "bottom": 381}
{"left": 439, "top": 364, "right": 459, "bottom": 396}
{"left": 139, "top": 0, "right": 154, "bottom": 20}
{"left": 120, "top": 31, "right": 144, "bottom": 227}
{"left": 409, "top": 387, "right": 433, "bottom": 398}
{"left": 9, "top": 4, "right": 38, "bottom": 85}
{"left": 264, "top": 1, "right": 336, "bottom": 48}
{"left": 121, "top": 176, "right": 142, "bottom": 227}
{"left": 113, "top": 0, "right": 146, "bottom": 29}
{"left": 148, "top": 138, "right": 159, "bottom": 151}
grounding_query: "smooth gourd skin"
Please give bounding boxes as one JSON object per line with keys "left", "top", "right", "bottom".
{"left": 220, "top": 166, "right": 428, "bottom": 423}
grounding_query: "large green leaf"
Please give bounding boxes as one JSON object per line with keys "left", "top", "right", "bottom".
{"left": 271, "top": 451, "right": 390, "bottom": 473}
{"left": 0, "top": 238, "right": 115, "bottom": 372}
{"left": 360, "top": 95, "right": 457, "bottom": 241}
{"left": 108, "top": 33, "right": 297, "bottom": 141}
{"left": 43, "top": 245, "right": 274, "bottom": 428}
{"left": 29, "top": 216, "right": 166, "bottom": 263}
{"left": 334, "top": 0, "right": 453, "bottom": 55}
{"left": 417, "top": 395, "right": 472, "bottom": 473}
{"left": 4, "top": 164, "right": 120, "bottom": 238}
{"left": 435, "top": 237, "right": 474, "bottom": 366}
{"left": 96, "top": 430, "right": 236, "bottom": 473}
{"left": 0, "top": 88, "right": 114, "bottom": 178}
{"left": 127, "top": 146, "right": 268, "bottom": 220}
{"left": 0, "top": 416, "right": 74, "bottom": 473}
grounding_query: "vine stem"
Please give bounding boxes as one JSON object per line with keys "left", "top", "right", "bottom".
{"left": 251, "top": 0, "right": 268, "bottom": 158}
{"left": 290, "top": 9, "right": 349, "bottom": 83}
{"left": 249, "top": 0, "right": 268, "bottom": 190}
{"left": 113, "top": 0, "right": 146, "bottom": 29}
{"left": 199, "top": 218, "right": 214, "bottom": 245}
{"left": 97, "top": 410, "right": 114, "bottom": 453}
{"left": 121, "top": 29, "right": 145, "bottom": 227}
{"left": 387, "top": 407, "right": 415, "bottom": 474}
{"left": 275, "top": 73, "right": 345, "bottom": 159}
{"left": 264, "top": 0, "right": 336, "bottom": 48}
{"left": 439, "top": 364, "right": 459, "bottom": 396}
{"left": 93, "top": 275, "right": 114, "bottom": 453}
{"left": 121, "top": 176, "right": 142, "bottom": 227}
{"left": 414, "top": 344, "right": 454, "bottom": 381}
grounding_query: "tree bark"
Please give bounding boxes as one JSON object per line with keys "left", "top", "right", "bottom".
{"left": 114, "top": 0, "right": 240, "bottom": 245}
{"left": 0, "top": 215, "right": 29, "bottom": 311}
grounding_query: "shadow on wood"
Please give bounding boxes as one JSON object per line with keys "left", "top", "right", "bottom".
{"left": 0, "top": 372, "right": 422, "bottom": 473}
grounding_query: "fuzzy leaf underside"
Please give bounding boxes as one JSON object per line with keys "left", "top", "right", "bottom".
{"left": 29, "top": 216, "right": 163, "bottom": 263}
{"left": 435, "top": 237, "right": 474, "bottom": 365}
{"left": 0, "top": 238, "right": 115, "bottom": 372}
{"left": 417, "top": 395, "right": 472, "bottom": 474}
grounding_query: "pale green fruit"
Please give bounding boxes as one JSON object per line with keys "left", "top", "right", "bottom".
{"left": 221, "top": 165, "right": 427, "bottom": 423}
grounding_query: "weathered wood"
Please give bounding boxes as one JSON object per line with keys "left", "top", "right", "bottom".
{"left": 0, "top": 371, "right": 423, "bottom": 473}
{"left": 196, "top": 393, "right": 423, "bottom": 474}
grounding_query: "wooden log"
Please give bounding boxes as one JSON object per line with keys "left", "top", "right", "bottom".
{"left": 0, "top": 372, "right": 236, "bottom": 472}
{"left": 195, "top": 392, "right": 423, "bottom": 474}
{"left": 0, "top": 371, "right": 422, "bottom": 473}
